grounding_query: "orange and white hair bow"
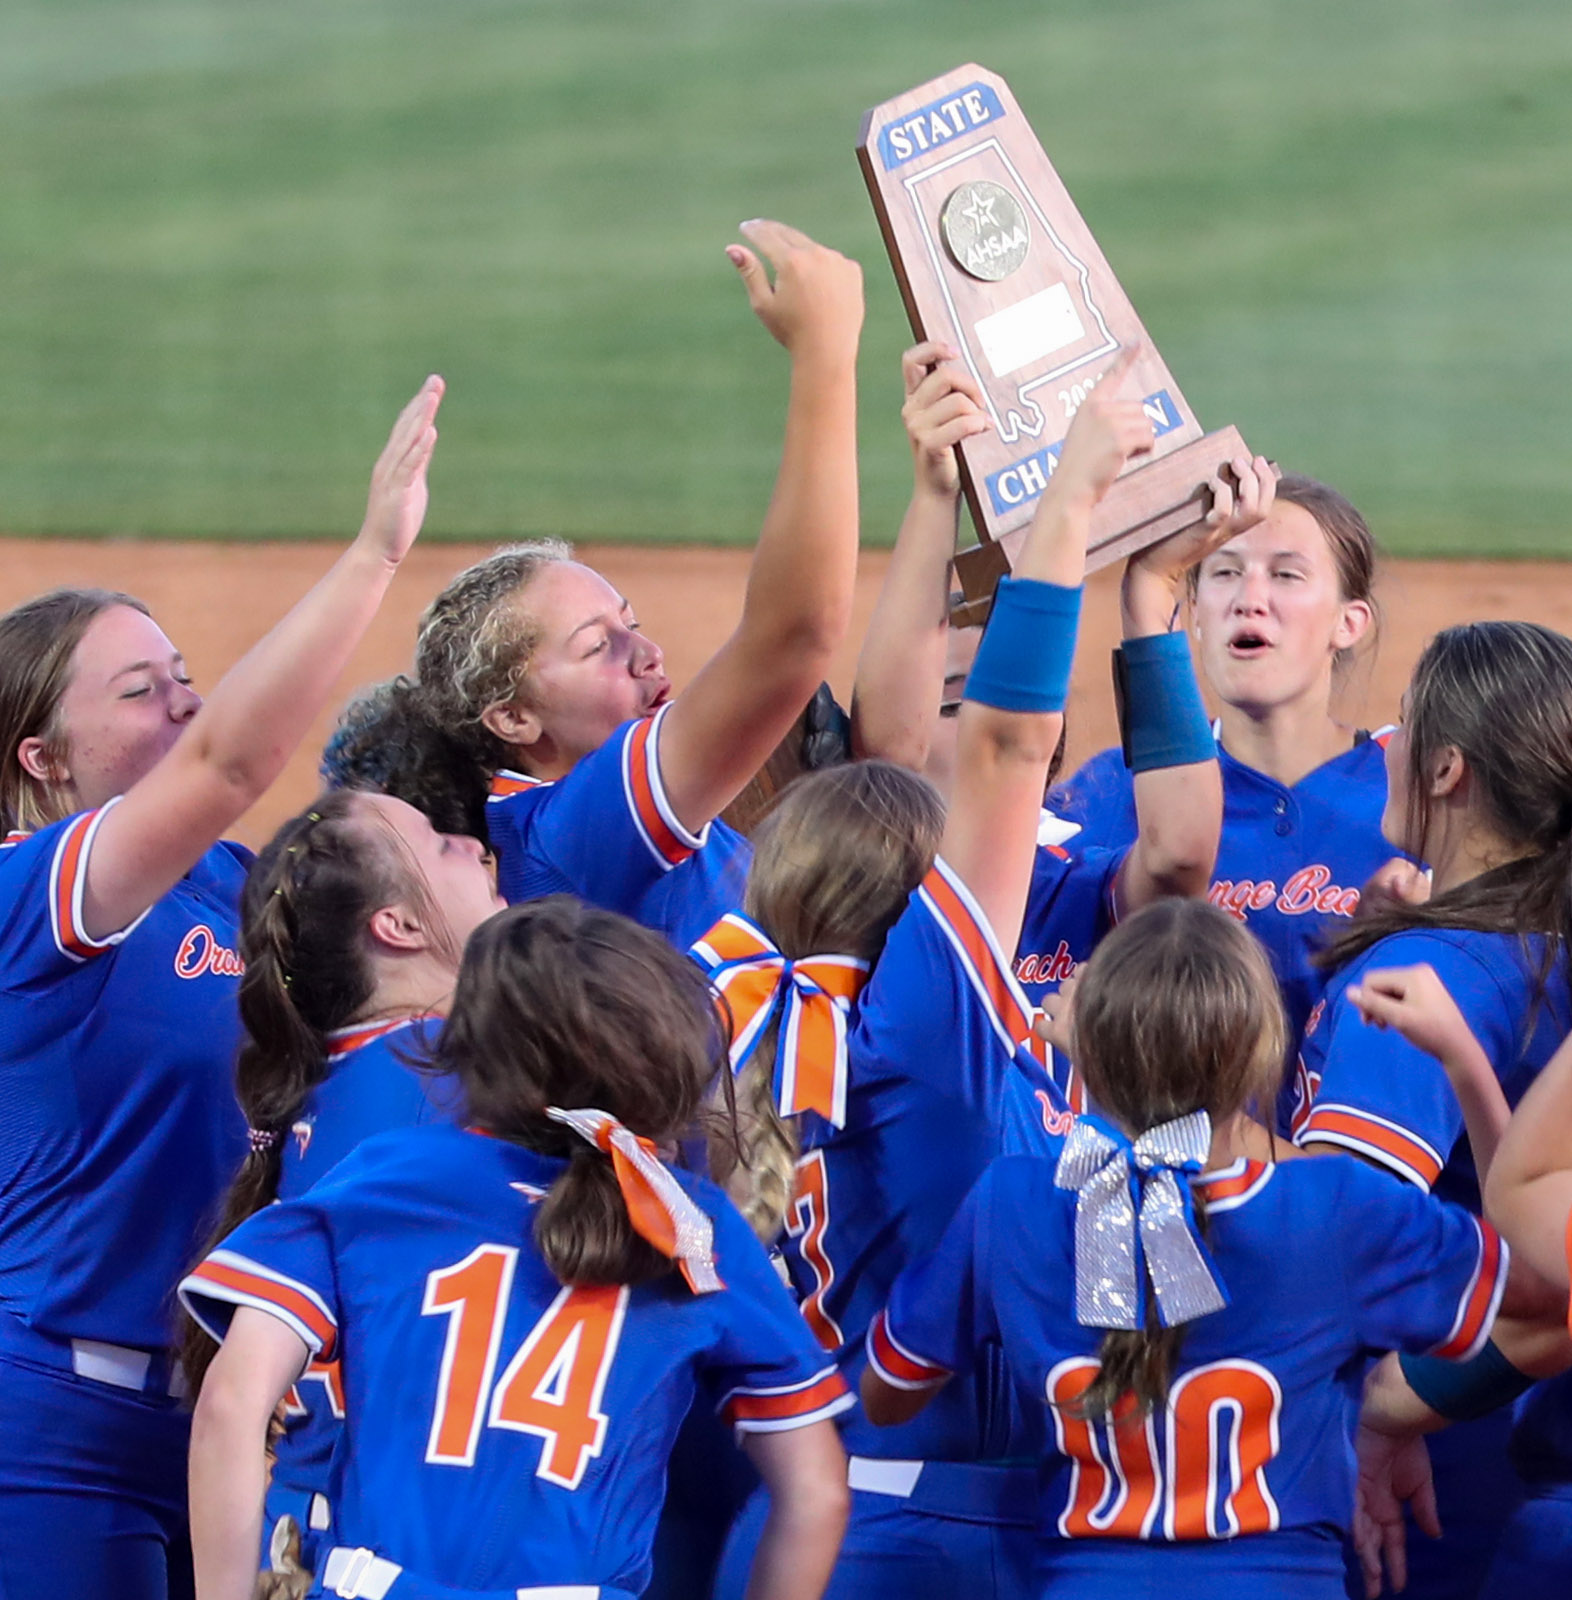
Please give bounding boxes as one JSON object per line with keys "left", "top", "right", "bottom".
{"left": 692, "top": 913, "right": 869, "bottom": 1129}
{"left": 544, "top": 1106, "right": 723, "bottom": 1295}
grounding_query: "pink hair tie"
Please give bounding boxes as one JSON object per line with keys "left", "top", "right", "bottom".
{"left": 247, "top": 1127, "right": 282, "bottom": 1155}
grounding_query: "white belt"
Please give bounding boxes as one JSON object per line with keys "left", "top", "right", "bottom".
{"left": 847, "top": 1456, "right": 924, "bottom": 1498}
{"left": 322, "top": 1549, "right": 599, "bottom": 1599}
{"left": 70, "top": 1338, "right": 187, "bottom": 1398}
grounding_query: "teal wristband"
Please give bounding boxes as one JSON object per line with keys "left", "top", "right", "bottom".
{"left": 963, "top": 577, "right": 1082, "bottom": 714}
{"left": 1113, "top": 631, "right": 1215, "bottom": 772}
{"left": 1399, "top": 1341, "right": 1535, "bottom": 1423}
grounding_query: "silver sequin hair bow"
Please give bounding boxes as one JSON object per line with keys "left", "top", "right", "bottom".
{"left": 1052, "top": 1110, "right": 1228, "bottom": 1331}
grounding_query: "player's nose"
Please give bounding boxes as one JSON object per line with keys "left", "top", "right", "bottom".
{"left": 632, "top": 632, "right": 665, "bottom": 674}
{"left": 171, "top": 682, "right": 203, "bottom": 721}
{"left": 1231, "top": 569, "right": 1270, "bottom": 613}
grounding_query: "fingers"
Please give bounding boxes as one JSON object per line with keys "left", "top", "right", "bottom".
{"left": 906, "top": 360, "right": 984, "bottom": 414}
{"left": 1204, "top": 470, "right": 1236, "bottom": 529}
{"left": 1412, "top": 1470, "right": 1442, "bottom": 1540}
{"left": 726, "top": 243, "right": 772, "bottom": 317}
{"left": 1353, "top": 1503, "right": 1384, "bottom": 1600}
{"left": 1098, "top": 343, "right": 1142, "bottom": 396}
{"left": 1382, "top": 1514, "right": 1409, "bottom": 1593}
{"left": 738, "top": 218, "right": 816, "bottom": 264}
{"left": 902, "top": 341, "right": 958, "bottom": 395}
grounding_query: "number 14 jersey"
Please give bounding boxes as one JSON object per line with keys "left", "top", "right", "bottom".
{"left": 181, "top": 1123, "right": 848, "bottom": 1596}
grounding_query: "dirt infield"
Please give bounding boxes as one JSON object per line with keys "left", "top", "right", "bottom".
{"left": 4, "top": 539, "right": 1570, "bottom": 851}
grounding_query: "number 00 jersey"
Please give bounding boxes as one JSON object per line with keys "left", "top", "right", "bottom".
{"left": 871, "top": 1153, "right": 1506, "bottom": 1598}
{"left": 181, "top": 1122, "right": 848, "bottom": 1596}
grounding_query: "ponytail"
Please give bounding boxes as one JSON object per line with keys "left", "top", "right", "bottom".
{"left": 724, "top": 1035, "right": 801, "bottom": 1242}
{"left": 434, "top": 899, "right": 732, "bottom": 1290}
{"left": 181, "top": 792, "right": 409, "bottom": 1396}
{"left": 535, "top": 1143, "right": 671, "bottom": 1288}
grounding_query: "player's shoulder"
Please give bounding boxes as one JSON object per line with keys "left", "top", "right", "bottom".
{"left": 1346, "top": 924, "right": 1523, "bottom": 991}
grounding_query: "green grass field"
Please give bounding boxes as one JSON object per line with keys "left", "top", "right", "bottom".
{"left": 3, "top": 0, "right": 1571, "bottom": 553}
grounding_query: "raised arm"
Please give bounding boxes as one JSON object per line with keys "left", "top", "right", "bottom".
{"left": 940, "top": 347, "right": 1154, "bottom": 950}
{"left": 1346, "top": 963, "right": 1514, "bottom": 1182}
{"left": 658, "top": 221, "right": 863, "bottom": 832}
{"left": 1484, "top": 1028, "right": 1572, "bottom": 1290}
{"left": 1112, "top": 457, "right": 1272, "bottom": 913}
{"left": 81, "top": 378, "right": 443, "bottom": 940}
{"left": 849, "top": 342, "right": 989, "bottom": 770}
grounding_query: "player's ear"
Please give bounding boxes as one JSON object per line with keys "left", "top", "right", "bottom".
{"left": 480, "top": 698, "right": 542, "bottom": 755}
{"left": 1332, "top": 596, "right": 1373, "bottom": 655}
{"left": 1428, "top": 744, "right": 1466, "bottom": 800}
{"left": 366, "top": 902, "right": 427, "bottom": 954}
{"left": 16, "top": 737, "right": 69, "bottom": 787}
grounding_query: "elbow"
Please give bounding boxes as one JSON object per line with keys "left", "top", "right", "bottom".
{"left": 859, "top": 1365, "right": 931, "bottom": 1428}
{"left": 1145, "top": 841, "right": 1218, "bottom": 899}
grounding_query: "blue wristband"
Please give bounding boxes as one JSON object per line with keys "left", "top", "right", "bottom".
{"left": 1399, "top": 1341, "right": 1535, "bottom": 1423}
{"left": 963, "top": 577, "right": 1082, "bottom": 714}
{"left": 1114, "top": 631, "right": 1215, "bottom": 773}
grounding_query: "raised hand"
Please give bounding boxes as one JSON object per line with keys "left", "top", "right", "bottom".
{"left": 1345, "top": 963, "right": 1483, "bottom": 1071}
{"left": 1359, "top": 857, "right": 1433, "bottom": 917}
{"left": 357, "top": 375, "right": 444, "bottom": 569}
{"left": 1050, "top": 346, "right": 1155, "bottom": 509}
{"left": 900, "top": 341, "right": 990, "bottom": 498}
{"left": 726, "top": 220, "right": 863, "bottom": 364}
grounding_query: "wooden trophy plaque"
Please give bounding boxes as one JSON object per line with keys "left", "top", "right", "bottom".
{"left": 859, "top": 65, "right": 1261, "bottom": 625}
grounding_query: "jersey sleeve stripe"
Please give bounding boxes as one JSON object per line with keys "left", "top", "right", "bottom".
{"left": 1430, "top": 1219, "right": 1508, "bottom": 1362}
{"left": 1294, "top": 1105, "right": 1444, "bottom": 1190}
{"left": 179, "top": 1253, "right": 338, "bottom": 1359}
{"left": 622, "top": 707, "right": 709, "bottom": 871}
{"left": 720, "top": 1369, "right": 850, "bottom": 1428}
{"left": 918, "top": 857, "right": 1034, "bottom": 1052}
{"left": 866, "top": 1308, "right": 951, "bottom": 1391}
{"left": 487, "top": 770, "right": 541, "bottom": 801}
{"left": 48, "top": 803, "right": 129, "bottom": 962}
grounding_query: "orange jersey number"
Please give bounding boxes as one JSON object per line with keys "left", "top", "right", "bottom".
{"left": 422, "top": 1244, "right": 627, "bottom": 1487}
{"left": 1047, "top": 1357, "right": 1282, "bottom": 1540}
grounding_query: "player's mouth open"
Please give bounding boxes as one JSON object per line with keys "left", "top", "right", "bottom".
{"left": 1227, "top": 630, "right": 1273, "bottom": 659}
{"left": 645, "top": 680, "right": 674, "bottom": 713}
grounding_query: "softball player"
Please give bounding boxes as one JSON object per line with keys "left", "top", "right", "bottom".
{"left": 0, "top": 379, "right": 443, "bottom": 1600}
{"left": 846, "top": 343, "right": 1267, "bottom": 1024}
{"left": 324, "top": 221, "right": 865, "bottom": 952}
{"left": 174, "top": 786, "right": 502, "bottom": 1582}
{"left": 1045, "top": 474, "right": 1390, "bottom": 1062}
{"left": 706, "top": 352, "right": 1164, "bottom": 1600}
{"left": 1295, "top": 621, "right": 1572, "bottom": 1599}
{"left": 863, "top": 898, "right": 1509, "bottom": 1600}
{"left": 182, "top": 898, "right": 852, "bottom": 1600}
{"left": 1324, "top": 971, "right": 1572, "bottom": 1600}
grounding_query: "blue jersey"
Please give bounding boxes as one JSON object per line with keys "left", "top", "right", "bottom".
{"left": 0, "top": 803, "right": 248, "bottom": 1349}
{"left": 181, "top": 1122, "right": 848, "bottom": 1595}
{"left": 280, "top": 1016, "right": 457, "bottom": 1197}
{"left": 873, "top": 1154, "right": 1506, "bottom": 1598}
{"left": 699, "top": 858, "right": 1071, "bottom": 1467}
{"left": 1047, "top": 733, "right": 1393, "bottom": 1055}
{"left": 486, "top": 703, "right": 751, "bottom": 950}
{"left": 272, "top": 1015, "right": 461, "bottom": 1506}
{"left": 1293, "top": 928, "right": 1571, "bottom": 1209}
{"left": 1012, "top": 839, "right": 1124, "bottom": 1010}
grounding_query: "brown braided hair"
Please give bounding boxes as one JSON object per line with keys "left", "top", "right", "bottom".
{"left": 181, "top": 790, "right": 426, "bottom": 1394}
